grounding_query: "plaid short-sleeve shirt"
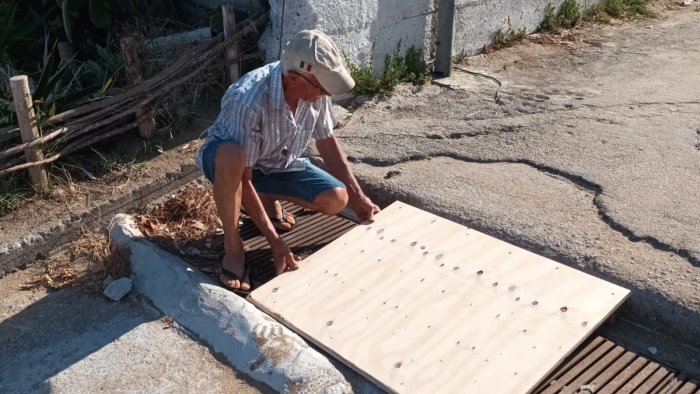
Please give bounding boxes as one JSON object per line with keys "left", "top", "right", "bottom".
{"left": 196, "top": 61, "right": 334, "bottom": 174}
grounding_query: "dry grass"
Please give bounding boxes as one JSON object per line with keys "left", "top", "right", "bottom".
{"left": 135, "top": 184, "right": 224, "bottom": 276}
{"left": 22, "top": 185, "right": 218, "bottom": 292}
{"left": 21, "top": 261, "right": 83, "bottom": 290}
{"left": 137, "top": 184, "right": 222, "bottom": 243}
{"left": 22, "top": 230, "right": 131, "bottom": 292}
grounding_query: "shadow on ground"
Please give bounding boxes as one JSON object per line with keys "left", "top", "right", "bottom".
{"left": 0, "top": 288, "right": 157, "bottom": 393}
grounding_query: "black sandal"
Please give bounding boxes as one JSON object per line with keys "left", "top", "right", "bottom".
{"left": 219, "top": 266, "right": 252, "bottom": 296}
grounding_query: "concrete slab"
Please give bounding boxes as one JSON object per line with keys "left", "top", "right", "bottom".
{"left": 328, "top": 9, "right": 700, "bottom": 349}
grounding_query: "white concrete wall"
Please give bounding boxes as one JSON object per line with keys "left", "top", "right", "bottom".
{"left": 259, "top": 0, "right": 434, "bottom": 72}
{"left": 452, "top": 0, "right": 589, "bottom": 56}
{"left": 183, "top": 0, "right": 598, "bottom": 73}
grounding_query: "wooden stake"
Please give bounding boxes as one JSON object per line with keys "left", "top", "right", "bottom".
{"left": 222, "top": 5, "right": 241, "bottom": 83}
{"left": 10, "top": 75, "right": 49, "bottom": 194}
{"left": 120, "top": 36, "right": 156, "bottom": 139}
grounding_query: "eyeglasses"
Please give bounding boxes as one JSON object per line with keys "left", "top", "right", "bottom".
{"left": 294, "top": 72, "right": 330, "bottom": 96}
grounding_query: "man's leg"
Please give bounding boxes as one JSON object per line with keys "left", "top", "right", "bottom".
{"left": 256, "top": 189, "right": 347, "bottom": 230}
{"left": 253, "top": 162, "right": 349, "bottom": 218}
{"left": 259, "top": 188, "right": 348, "bottom": 216}
{"left": 212, "top": 143, "right": 249, "bottom": 291}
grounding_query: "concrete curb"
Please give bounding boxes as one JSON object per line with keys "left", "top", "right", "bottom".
{"left": 110, "top": 214, "right": 379, "bottom": 394}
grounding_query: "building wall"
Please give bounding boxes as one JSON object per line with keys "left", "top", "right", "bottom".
{"left": 260, "top": 0, "right": 434, "bottom": 72}
{"left": 452, "top": 0, "right": 574, "bottom": 56}
{"left": 181, "top": 0, "right": 590, "bottom": 72}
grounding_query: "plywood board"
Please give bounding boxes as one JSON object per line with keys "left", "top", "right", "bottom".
{"left": 249, "top": 202, "right": 630, "bottom": 393}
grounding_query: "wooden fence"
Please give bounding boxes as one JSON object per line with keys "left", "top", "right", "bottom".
{"left": 0, "top": 10, "right": 268, "bottom": 193}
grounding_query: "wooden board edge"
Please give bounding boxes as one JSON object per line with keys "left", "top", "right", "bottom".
{"left": 247, "top": 295, "right": 400, "bottom": 394}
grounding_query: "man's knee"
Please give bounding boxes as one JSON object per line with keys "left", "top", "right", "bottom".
{"left": 214, "top": 143, "right": 245, "bottom": 179}
{"left": 313, "top": 188, "right": 348, "bottom": 215}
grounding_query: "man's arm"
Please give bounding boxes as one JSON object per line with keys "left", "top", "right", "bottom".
{"left": 315, "top": 135, "right": 379, "bottom": 222}
{"left": 240, "top": 167, "right": 299, "bottom": 275}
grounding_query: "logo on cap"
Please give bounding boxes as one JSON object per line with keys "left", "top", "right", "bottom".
{"left": 299, "top": 61, "right": 313, "bottom": 72}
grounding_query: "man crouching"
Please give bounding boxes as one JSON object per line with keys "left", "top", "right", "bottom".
{"left": 196, "top": 30, "right": 379, "bottom": 294}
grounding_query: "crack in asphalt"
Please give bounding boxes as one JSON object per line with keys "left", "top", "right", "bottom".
{"left": 349, "top": 152, "right": 699, "bottom": 267}
{"left": 377, "top": 101, "right": 696, "bottom": 125}
{"left": 583, "top": 101, "right": 700, "bottom": 111}
{"left": 340, "top": 123, "right": 524, "bottom": 140}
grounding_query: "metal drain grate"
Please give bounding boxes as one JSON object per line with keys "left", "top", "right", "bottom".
{"left": 241, "top": 203, "right": 357, "bottom": 283}
{"left": 238, "top": 204, "right": 698, "bottom": 393}
{"left": 535, "top": 336, "right": 699, "bottom": 394}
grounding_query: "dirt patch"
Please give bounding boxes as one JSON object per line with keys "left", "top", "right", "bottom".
{"left": 0, "top": 95, "right": 220, "bottom": 275}
{"left": 17, "top": 228, "right": 132, "bottom": 294}
{"left": 21, "top": 261, "right": 85, "bottom": 291}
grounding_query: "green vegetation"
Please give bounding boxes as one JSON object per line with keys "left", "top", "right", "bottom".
{"left": 559, "top": 0, "right": 583, "bottom": 28}
{"left": 0, "top": 177, "right": 25, "bottom": 215}
{"left": 588, "top": 0, "right": 654, "bottom": 21}
{"left": 540, "top": 0, "right": 653, "bottom": 32}
{"left": 0, "top": 191, "right": 22, "bottom": 216}
{"left": 482, "top": 16, "right": 528, "bottom": 53}
{"left": 346, "top": 45, "right": 431, "bottom": 96}
{"left": 540, "top": 0, "right": 583, "bottom": 31}
{"left": 540, "top": 4, "right": 559, "bottom": 32}
{"left": 0, "top": 0, "right": 130, "bottom": 131}
{"left": 494, "top": 27, "right": 528, "bottom": 48}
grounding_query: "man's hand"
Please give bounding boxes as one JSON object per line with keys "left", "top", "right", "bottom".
{"left": 350, "top": 194, "right": 380, "bottom": 223}
{"left": 315, "top": 136, "right": 380, "bottom": 222}
{"left": 270, "top": 237, "right": 300, "bottom": 275}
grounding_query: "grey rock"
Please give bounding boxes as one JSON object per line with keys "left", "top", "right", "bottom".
{"left": 103, "top": 277, "right": 133, "bottom": 301}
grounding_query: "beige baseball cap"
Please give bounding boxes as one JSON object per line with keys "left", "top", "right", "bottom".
{"left": 281, "top": 30, "right": 355, "bottom": 95}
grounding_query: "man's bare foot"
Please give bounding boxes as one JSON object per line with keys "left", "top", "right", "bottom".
{"left": 220, "top": 251, "right": 250, "bottom": 292}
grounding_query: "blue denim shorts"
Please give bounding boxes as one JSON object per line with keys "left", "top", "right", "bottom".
{"left": 201, "top": 140, "right": 345, "bottom": 203}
